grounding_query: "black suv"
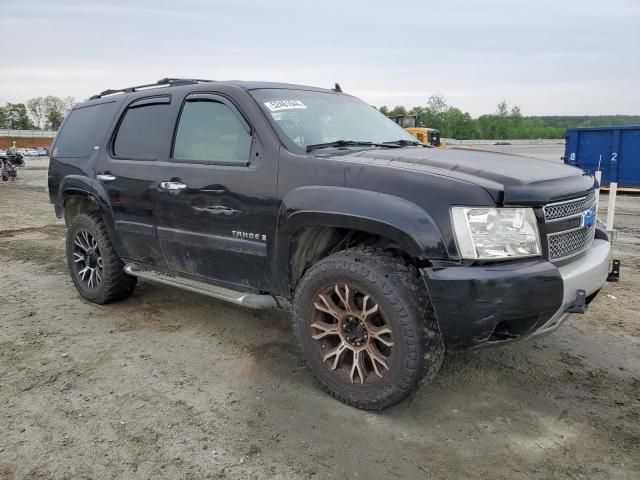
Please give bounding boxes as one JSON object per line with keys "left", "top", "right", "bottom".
{"left": 48, "top": 78, "right": 612, "bottom": 410}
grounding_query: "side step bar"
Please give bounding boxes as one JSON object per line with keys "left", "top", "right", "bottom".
{"left": 124, "top": 264, "right": 278, "bottom": 309}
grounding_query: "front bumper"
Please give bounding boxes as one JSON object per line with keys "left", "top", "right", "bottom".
{"left": 421, "top": 238, "right": 611, "bottom": 349}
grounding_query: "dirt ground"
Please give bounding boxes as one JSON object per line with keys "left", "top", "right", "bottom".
{"left": 1, "top": 150, "right": 639, "bottom": 480}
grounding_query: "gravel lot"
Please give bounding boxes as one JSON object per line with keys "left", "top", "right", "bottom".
{"left": 1, "top": 149, "right": 639, "bottom": 479}
{"left": 456, "top": 143, "right": 567, "bottom": 162}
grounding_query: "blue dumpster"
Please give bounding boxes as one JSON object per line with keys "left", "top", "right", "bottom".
{"left": 564, "top": 126, "right": 640, "bottom": 188}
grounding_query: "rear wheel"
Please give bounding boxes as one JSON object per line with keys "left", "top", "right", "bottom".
{"left": 292, "top": 248, "right": 444, "bottom": 410}
{"left": 66, "top": 212, "right": 136, "bottom": 304}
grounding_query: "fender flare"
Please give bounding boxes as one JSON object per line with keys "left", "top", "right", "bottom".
{"left": 58, "top": 175, "right": 100, "bottom": 219}
{"left": 58, "top": 176, "right": 126, "bottom": 258}
{"left": 275, "top": 186, "right": 448, "bottom": 293}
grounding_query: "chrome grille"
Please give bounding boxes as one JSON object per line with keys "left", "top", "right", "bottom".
{"left": 547, "top": 225, "right": 596, "bottom": 261}
{"left": 543, "top": 189, "right": 597, "bottom": 261}
{"left": 543, "top": 191, "right": 596, "bottom": 222}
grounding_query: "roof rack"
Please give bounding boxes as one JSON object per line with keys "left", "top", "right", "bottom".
{"left": 89, "top": 77, "right": 214, "bottom": 100}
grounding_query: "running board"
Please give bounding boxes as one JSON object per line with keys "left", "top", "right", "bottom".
{"left": 124, "top": 264, "right": 278, "bottom": 309}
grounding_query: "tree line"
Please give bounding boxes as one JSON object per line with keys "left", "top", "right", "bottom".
{"left": 379, "top": 94, "right": 640, "bottom": 140}
{"left": 2, "top": 93, "right": 638, "bottom": 139}
{"left": 0, "top": 96, "right": 75, "bottom": 131}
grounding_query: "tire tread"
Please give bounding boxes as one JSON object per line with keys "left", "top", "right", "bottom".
{"left": 66, "top": 212, "right": 136, "bottom": 304}
{"left": 292, "top": 246, "right": 444, "bottom": 410}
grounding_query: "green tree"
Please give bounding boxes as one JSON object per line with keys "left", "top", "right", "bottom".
{"left": 63, "top": 96, "right": 76, "bottom": 112}
{"left": 389, "top": 105, "right": 407, "bottom": 116}
{"left": 378, "top": 105, "right": 390, "bottom": 116}
{"left": 1, "top": 103, "right": 34, "bottom": 129}
{"left": 427, "top": 94, "right": 448, "bottom": 116}
{"left": 442, "top": 108, "right": 475, "bottom": 139}
{"left": 415, "top": 107, "right": 440, "bottom": 130}
{"left": 44, "top": 96, "right": 67, "bottom": 130}
{"left": 26, "top": 97, "right": 46, "bottom": 130}
{"left": 424, "top": 94, "right": 448, "bottom": 131}
{"left": 494, "top": 101, "right": 510, "bottom": 139}
{"left": 509, "top": 106, "right": 523, "bottom": 135}
{"left": 496, "top": 100, "right": 509, "bottom": 117}
{"left": 476, "top": 114, "right": 497, "bottom": 139}
{"left": 441, "top": 107, "right": 463, "bottom": 138}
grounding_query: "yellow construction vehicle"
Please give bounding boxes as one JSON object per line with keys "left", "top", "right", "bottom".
{"left": 388, "top": 114, "right": 440, "bottom": 147}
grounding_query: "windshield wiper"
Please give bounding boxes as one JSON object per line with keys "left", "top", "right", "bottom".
{"left": 306, "top": 140, "right": 401, "bottom": 152}
{"left": 382, "top": 139, "right": 426, "bottom": 147}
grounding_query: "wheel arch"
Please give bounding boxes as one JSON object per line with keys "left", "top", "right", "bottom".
{"left": 276, "top": 186, "right": 448, "bottom": 296}
{"left": 59, "top": 177, "right": 125, "bottom": 258}
{"left": 62, "top": 192, "right": 99, "bottom": 224}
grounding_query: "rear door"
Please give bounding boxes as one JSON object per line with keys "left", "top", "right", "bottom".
{"left": 154, "top": 92, "right": 278, "bottom": 291}
{"left": 96, "top": 95, "right": 173, "bottom": 266}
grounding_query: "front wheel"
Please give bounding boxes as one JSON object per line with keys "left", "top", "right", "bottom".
{"left": 292, "top": 248, "right": 444, "bottom": 410}
{"left": 66, "top": 212, "right": 137, "bottom": 304}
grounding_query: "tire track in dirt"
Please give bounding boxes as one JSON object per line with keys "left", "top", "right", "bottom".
{"left": 0, "top": 225, "right": 63, "bottom": 238}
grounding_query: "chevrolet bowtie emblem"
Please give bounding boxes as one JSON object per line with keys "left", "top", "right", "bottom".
{"left": 580, "top": 209, "right": 596, "bottom": 229}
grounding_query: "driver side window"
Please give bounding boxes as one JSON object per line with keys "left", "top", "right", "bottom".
{"left": 173, "top": 100, "right": 252, "bottom": 165}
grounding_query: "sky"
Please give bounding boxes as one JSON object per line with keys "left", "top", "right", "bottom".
{"left": 0, "top": 0, "right": 639, "bottom": 116}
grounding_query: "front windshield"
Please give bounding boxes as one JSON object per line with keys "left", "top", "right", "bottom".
{"left": 250, "top": 88, "right": 417, "bottom": 152}
{"left": 402, "top": 117, "right": 417, "bottom": 128}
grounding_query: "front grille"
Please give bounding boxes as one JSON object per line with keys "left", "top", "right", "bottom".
{"left": 547, "top": 225, "right": 596, "bottom": 261}
{"left": 542, "top": 190, "right": 597, "bottom": 261}
{"left": 543, "top": 191, "right": 596, "bottom": 221}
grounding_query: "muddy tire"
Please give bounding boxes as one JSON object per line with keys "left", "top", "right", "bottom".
{"left": 292, "top": 247, "right": 444, "bottom": 410}
{"left": 66, "top": 212, "right": 136, "bottom": 304}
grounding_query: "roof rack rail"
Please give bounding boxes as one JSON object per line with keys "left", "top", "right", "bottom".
{"left": 89, "top": 77, "right": 214, "bottom": 100}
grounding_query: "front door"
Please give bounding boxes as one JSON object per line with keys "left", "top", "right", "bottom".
{"left": 154, "top": 93, "right": 278, "bottom": 291}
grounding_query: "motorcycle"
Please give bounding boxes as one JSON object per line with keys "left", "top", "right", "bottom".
{"left": 7, "top": 152, "right": 24, "bottom": 167}
{"left": 1, "top": 158, "right": 17, "bottom": 181}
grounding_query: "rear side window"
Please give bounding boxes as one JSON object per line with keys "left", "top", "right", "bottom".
{"left": 113, "top": 100, "right": 171, "bottom": 159}
{"left": 173, "top": 100, "right": 251, "bottom": 165}
{"left": 53, "top": 102, "right": 117, "bottom": 158}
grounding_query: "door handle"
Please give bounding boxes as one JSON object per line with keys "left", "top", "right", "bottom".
{"left": 192, "top": 205, "right": 241, "bottom": 216}
{"left": 160, "top": 181, "right": 187, "bottom": 191}
{"left": 96, "top": 174, "right": 116, "bottom": 182}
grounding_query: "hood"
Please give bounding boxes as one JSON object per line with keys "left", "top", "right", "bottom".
{"left": 345, "top": 147, "right": 596, "bottom": 205}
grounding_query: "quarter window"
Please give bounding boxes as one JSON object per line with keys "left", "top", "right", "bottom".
{"left": 173, "top": 100, "right": 251, "bottom": 165}
{"left": 113, "top": 102, "right": 171, "bottom": 159}
{"left": 54, "top": 101, "right": 118, "bottom": 158}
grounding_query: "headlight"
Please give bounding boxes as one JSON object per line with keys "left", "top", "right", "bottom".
{"left": 451, "top": 207, "right": 541, "bottom": 260}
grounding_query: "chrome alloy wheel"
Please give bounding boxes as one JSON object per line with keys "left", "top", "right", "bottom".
{"left": 72, "top": 230, "right": 103, "bottom": 289}
{"left": 310, "top": 284, "right": 394, "bottom": 384}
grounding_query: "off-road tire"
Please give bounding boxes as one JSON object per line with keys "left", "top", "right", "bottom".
{"left": 66, "top": 212, "right": 137, "bottom": 304}
{"left": 292, "top": 247, "right": 444, "bottom": 410}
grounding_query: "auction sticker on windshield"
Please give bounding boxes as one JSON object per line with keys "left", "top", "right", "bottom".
{"left": 264, "top": 100, "right": 307, "bottom": 111}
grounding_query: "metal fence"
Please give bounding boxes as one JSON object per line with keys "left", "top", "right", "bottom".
{"left": 0, "top": 129, "right": 57, "bottom": 138}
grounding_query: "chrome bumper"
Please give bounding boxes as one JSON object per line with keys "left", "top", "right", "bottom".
{"left": 531, "top": 238, "right": 611, "bottom": 338}
{"left": 558, "top": 238, "right": 611, "bottom": 307}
